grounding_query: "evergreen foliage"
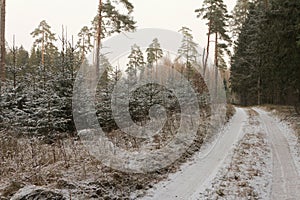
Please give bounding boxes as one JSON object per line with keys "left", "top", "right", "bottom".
{"left": 230, "top": 0, "right": 300, "bottom": 107}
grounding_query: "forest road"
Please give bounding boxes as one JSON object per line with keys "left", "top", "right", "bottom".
{"left": 254, "top": 108, "right": 300, "bottom": 200}
{"left": 143, "top": 107, "right": 300, "bottom": 200}
{"left": 142, "top": 107, "right": 248, "bottom": 200}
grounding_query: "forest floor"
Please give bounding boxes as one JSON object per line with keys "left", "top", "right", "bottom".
{"left": 0, "top": 104, "right": 232, "bottom": 200}
{"left": 142, "top": 106, "right": 300, "bottom": 200}
{"left": 1, "top": 105, "right": 299, "bottom": 200}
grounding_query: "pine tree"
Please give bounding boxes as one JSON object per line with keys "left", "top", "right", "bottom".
{"left": 31, "top": 20, "right": 57, "bottom": 66}
{"left": 178, "top": 27, "right": 198, "bottom": 67}
{"left": 146, "top": 38, "right": 163, "bottom": 76}
{"left": 146, "top": 38, "right": 163, "bottom": 65}
{"left": 178, "top": 27, "right": 198, "bottom": 80}
{"left": 196, "top": 0, "right": 231, "bottom": 100}
{"left": 31, "top": 20, "right": 58, "bottom": 88}
{"left": 77, "top": 26, "right": 93, "bottom": 62}
{"left": 126, "top": 44, "right": 145, "bottom": 80}
{"left": 93, "top": 0, "right": 136, "bottom": 77}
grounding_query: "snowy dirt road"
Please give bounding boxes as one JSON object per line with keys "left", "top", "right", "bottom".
{"left": 142, "top": 107, "right": 300, "bottom": 200}
{"left": 255, "top": 108, "right": 300, "bottom": 200}
{"left": 142, "top": 107, "right": 248, "bottom": 200}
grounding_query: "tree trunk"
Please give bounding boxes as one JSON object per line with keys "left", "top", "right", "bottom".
{"left": 155, "top": 50, "right": 158, "bottom": 81}
{"left": 81, "top": 36, "right": 85, "bottom": 63}
{"left": 42, "top": 30, "right": 46, "bottom": 89}
{"left": 203, "top": 20, "right": 211, "bottom": 78}
{"left": 61, "top": 25, "right": 65, "bottom": 77}
{"left": 202, "top": 48, "right": 205, "bottom": 72}
{"left": 257, "top": 75, "right": 261, "bottom": 105}
{"left": 13, "top": 35, "right": 16, "bottom": 88}
{"left": 0, "top": 0, "right": 6, "bottom": 90}
{"left": 214, "top": 32, "right": 218, "bottom": 102}
{"left": 95, "top": 0, "right": 102, "bottom": 78}
{"left": 71, "top": 35, "right": 75, "bottom": 80}
{"left": 42, "top": 31, "right": 45, "bottom": 66}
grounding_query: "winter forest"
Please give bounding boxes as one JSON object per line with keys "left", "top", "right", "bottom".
{"left": 0, "top": 0, "right": 299, "bottom": 199}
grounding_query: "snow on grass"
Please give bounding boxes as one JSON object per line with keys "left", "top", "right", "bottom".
{"left": 0, "top": 133, "right": 165, "bottom": 199}
{"left": 0, "top": 105, "right": 231, "bottom": 199}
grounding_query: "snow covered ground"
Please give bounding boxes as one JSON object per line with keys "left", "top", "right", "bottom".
{"left": 143, "top": 107, "right": 300, "bottom": 200}
{"left": 254, "top": 108, "right": 300, "bottom": 200}
{"left": 197, "top": 108, "right": 272, "bottom": 199}
{"left": 262, "top": 107, "right": 300, "bottom": 176}
{"left": 142, "top": 107, "right": 248, "bottom": 199}
{"left": 2, "top": 106, "right": 299, "bottom": 199}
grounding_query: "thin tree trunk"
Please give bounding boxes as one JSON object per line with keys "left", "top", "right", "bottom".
{"left": 42, "top": 30, "right": 46, "bottom": 89}
{"left": 203, "top": 19, "right": 212, "bottom": 78}
{"left": 13, "top": 35, "right": 16, "bottom": 88}
{"left": 0, "top": 0, "right": 6, "bottom": 89}
{"left": 155, "top": 50, "right": 158, "bottom": 81}
{"left": 186, "top": 51, "right": 189, "bottom": 81}
{"left": 42, "top": 31, "right": 45, "bottom": 66}
{"left": 82, "top": 35, "right": 85, "bottom": 63}
{"left": 95, "top": 0, "right": 102, "bottom": 78}
{"left": 202, "top": 47, "right": 205, "bottom": 73}
{"left": 71, "top": 35, "right": 75, "bottom": 80}
{"left": 214, "top": 32, "right": 218, "bottom": 101}
{"left": 61, "top": 25, "right": 65, "bottom": 77}
{"left": 257, "top": 75, "right": 261, "bottom": 105}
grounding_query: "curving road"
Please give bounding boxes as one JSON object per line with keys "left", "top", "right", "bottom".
{"left": 142, "top": 107, "right": 248, "bottom": 200}
{"left": 143, "top": 107, "right": 300, "bottom": 200}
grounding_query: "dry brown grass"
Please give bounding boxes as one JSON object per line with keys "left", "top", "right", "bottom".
{"left": 0, "top": 131, "right": 155, "bottom": 199}
{"left": 0, "top": 126, "right": 208, "bottom": 199}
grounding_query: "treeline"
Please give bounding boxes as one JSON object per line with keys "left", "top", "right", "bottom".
{"left": 230, "top": 0, "right": 300, "bottom": 108}
{"left": 0, "top": 7, "right": 208, "bottom": 138}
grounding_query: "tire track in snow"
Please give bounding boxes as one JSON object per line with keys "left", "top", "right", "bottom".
{"left": 255, "top": 108, "right": 300, "bottom": 200}
{"left": 142, "top": 107, "right": 247, "bottom": 200}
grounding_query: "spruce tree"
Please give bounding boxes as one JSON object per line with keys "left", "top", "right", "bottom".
{"left": 230, "top": 0, "right": 300, "bottom": 106}
{"left": 231, "top": 0, "right": 253, "bottom": 39}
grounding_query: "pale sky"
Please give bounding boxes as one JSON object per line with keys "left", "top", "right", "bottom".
{"left": 6, "top": 0, "right": 236, "bottom": 51}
